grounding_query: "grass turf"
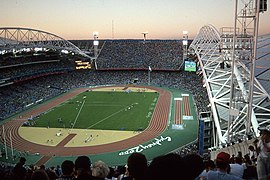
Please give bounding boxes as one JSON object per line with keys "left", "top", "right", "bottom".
{"left": 32, "top": 91, "right": 159, "bottom": 131}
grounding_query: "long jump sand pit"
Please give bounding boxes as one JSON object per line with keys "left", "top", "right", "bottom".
{"left": 19, "top": 127, "right": 140, "bottom": 147}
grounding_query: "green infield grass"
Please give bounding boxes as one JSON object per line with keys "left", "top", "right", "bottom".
{"left": 32, "top": 91, "right": 159, "bottom": 131}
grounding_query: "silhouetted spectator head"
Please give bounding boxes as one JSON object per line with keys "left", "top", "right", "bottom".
{"left": 204, "top": 159, "right": 215, "bottom": 170}
{"left": 106, "top": 167, "right": 115, "bottom": 179}
{"left": 75, "top": 156, "right": 91, "bottom": 171}
{"left": 230, "top": 154, "right": 235, "bottom": 163}
{"left": 235, "top": 156, "right": 243, "bottom": 165}
{"left": 182, "top": 153, "right": 204, "bottom": 179}
{"left": 244, "top": 154, "right": 253, "bottom": 165}
{"left": 92, "top": 160, "right": 110, "bottom": 179}
{"left": 146, "top": 153, "right": 184, "bottom": 180}
{"left": 13, "top": 156, "right": 27, "bottom": 180}
{"left": 248, "top": 145, "right": 255, "bottom": 151}
{"left": 237, "top": 151, "right": 243, "bottom": 158}
{"left": 19, "top": 157, "right": 26, "bottom": 164}
{"left": 75, "top": 156, "right": 92, "bottom": 179}
{"left": 126, "top": 153, "right": 147, "bottom": 180}
{"left": 61, "top": 160, "right": 74, "bottom": 176}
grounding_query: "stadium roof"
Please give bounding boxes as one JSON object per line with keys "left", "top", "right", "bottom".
{"left": 256, "top": 34, "right": 270, "bottom": 94}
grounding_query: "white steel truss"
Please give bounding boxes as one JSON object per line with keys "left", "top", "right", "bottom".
{"left": 0, "top": 27, "right": 89, "bottom": 58}
{"left": 190, "top": 24, "right": 270, "bottom": 148}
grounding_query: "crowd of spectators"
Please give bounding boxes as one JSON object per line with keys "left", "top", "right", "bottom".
{"left": 0, "top": 129, "right": 265, "bottom": 179}
{"left": 0, "top": 41, "right": 213, "bottom": 179}
{"left": 0, "top": 79, "right": 63, "bottom": 119}
{"left": 1, "top": 35, "right": 269, "bottom": 179}
{"left": 1, "top": 143, "right": 268, "bottom": 180}
{"left": 0, "top": 70, "right": 209, "bottom": 120}
{"left": 96, "top": 40, "right": 183, "bottom": 70}
{"left": 0, "top": 51, "right": 59, "bottom": 67}
{"left": 0, "top": 152, "right": 203, "bottom": 180}
{"left": 0, "top": 61, "right": 73, "bottom": 81}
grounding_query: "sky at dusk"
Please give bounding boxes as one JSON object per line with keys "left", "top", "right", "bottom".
{"left": 0, "top": 0, "right": 269, "bottom": 40}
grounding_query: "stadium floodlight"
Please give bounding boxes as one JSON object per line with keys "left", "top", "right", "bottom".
{"left": 93, "top": 40, "right": 99, "bottom": 46}
{"left": 182, "top": 30, "right": 188, "bottom": 61}
{"left": 93, "top": 31, "right": 99, "bottom": 58}
{"left": 93, "top": 31, "right": 99, "bottom": 45}
{"left": 93, "top": 31, "right": 99, "bottom": 37}
{"left": 141, "top": 32, "right": 148, "bottom": 41}
{"left": 182, "top": 40, "right": 188, "bottom": 46}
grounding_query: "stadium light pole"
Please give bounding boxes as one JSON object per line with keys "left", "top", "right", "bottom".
{"left": 182, "top": 31, "right": 188, "bottom": 62}
{"left": 10, "top": 131, "right": 14, "bottom": 158}
{"left": 148, "top": 66, "right": 152, "bottom": 86}
{"left": 142, "top": 32, "right": 148, "bottom": 42}
{"left": 2, "top": 125, "right": 8, "bottom": 159}
{"left": 93, "top": 31, "right": 99, "bottom": 58}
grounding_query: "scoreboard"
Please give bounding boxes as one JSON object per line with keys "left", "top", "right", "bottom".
{"left": 75, "top": 60, "right": 91, "bottom": 70}
{"left": 184, "top": 60, "right": 196, "bottom": 72}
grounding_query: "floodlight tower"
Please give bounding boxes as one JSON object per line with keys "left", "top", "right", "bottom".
{"left": 182, "top": 31, "right": 188, "bottom": 62}
{"left": 142, "top": 32, "right": 148, "bottom": 42}
{"left": 93, "top": 31, "right": 99, "bottom": 58}
{"left": 222, "top": 0, "right": 268, "bottom": 142}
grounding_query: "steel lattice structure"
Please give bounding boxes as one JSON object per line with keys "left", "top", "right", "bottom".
{"left": 0, "top": 27, "right": 90, "bottom": 58}
{"left": 189, "top": 24, "right": 270, "bottom": 147}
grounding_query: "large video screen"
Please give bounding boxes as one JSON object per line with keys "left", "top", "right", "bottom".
{"left": 184, "top": 61, "right": 197, "bottom": 72}
{"left": 75, "top": 60, "right": 91, "bottom": 70}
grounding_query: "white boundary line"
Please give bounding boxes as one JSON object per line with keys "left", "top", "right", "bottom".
{"left": 87, "top": 103, "right": 136, "bottom": 129}
{"left": 71, "top": 100, "right": 86, "bottom": 129}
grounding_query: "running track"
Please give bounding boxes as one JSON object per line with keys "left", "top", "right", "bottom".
{"left": 174, "top": 100, "right": 182, "bottom": 124}
{"left": 0, "top": 85, "right": 171, "bottom": 158}
{"left": 183, "top": 96, "right": 191, "bottom": 116}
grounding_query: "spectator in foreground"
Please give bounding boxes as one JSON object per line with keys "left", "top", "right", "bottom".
{"left": 57, "top": 160, "right": 75, "bottom": 180}
{"left": 31, "top": 169, "right": 49, "bottom": 180}
{"left": 248, "top": 145, "right": 257, "bottom": 164}
{"left": 256, "top": 126, "right": 270, "bottom": 180}
{"left": 146, "top": 153, "right": 184, "bottom": 180}
{"left": 74, "top": 156, "right": 93, "bottom": 180}
{"left": 116, "top": 165, "right": 128, "bottom": 180}
{"left": 230, "top": 157, "right": 244, "bottom": 178}
{"left": 182, "top": 153, "right": 204, "bottom": 179}
{"left": 207, "top": 152, "right": 242, "bottom": 180}
{"left": 13, "top": 157, "right": 27, "bottom": 180}
{"left": 122, "top": 153, "right": 148, "bottom": 180}
{"left": 105, "top": 167, "right": 116, "bottom": 180}
{"left": 198, "top": 159, "right": 216, "bottom": 179}
{"left": 92, "top": 160, "right": 110, "bottom": 180}
{"left": 242, "top": 154, "right": 258, "bottom": 180}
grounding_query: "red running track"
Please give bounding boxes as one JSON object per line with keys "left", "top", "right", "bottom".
{"left": 183, "top": 96, "right": 191, "bottom": 116}
{"left": 174, "top": 100, "right": 182, "bottom": 124}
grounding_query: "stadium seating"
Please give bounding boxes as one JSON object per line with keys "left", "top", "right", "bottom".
{"left": 96, "top": 40, "right": 183, "bottom": 70}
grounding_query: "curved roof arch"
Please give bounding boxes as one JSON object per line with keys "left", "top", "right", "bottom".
{"left": 0, "top": 27, "right": 90, "bottom": 58}
{"left": 189, "top": 24, "right": 270, "bottom": 147}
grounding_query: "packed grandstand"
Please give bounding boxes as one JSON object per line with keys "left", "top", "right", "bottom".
{"left": 0, "top": 28, "right": 270, "bottom": 179}
{"left": 0, "top": 39, "right": 207, "bottom": 121}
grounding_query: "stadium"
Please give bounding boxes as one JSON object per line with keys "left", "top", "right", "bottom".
{"left": 0, "top": 0, "right": 270, "bottom": 179}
